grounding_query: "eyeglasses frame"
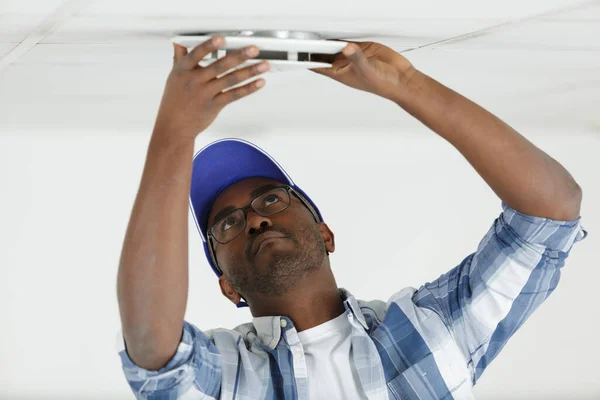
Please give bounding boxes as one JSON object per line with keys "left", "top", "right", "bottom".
{"left": 206, "top": 185, "right": 321, "bottom": 276}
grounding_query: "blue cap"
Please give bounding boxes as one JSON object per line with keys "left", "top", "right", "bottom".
{"left": 189, "top": 138, "right": 324, "bottom": 307}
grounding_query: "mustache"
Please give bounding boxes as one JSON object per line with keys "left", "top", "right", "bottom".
{"left": 245, "top": 226, "right": 292, "bottom": 259}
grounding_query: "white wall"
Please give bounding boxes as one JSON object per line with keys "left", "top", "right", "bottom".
{"left": 0, "top": 130, "right": 598, "bottom": 399}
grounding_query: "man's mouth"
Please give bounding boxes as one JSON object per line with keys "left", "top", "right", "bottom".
{"left": 252, "top": 231, "right": 286, "bottom": 255}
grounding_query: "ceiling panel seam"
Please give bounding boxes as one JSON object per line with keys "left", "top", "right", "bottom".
{"left": 0, "top": 0, "right": 90, "bottom": 73}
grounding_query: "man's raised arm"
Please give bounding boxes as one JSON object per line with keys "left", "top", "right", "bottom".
{"left": 117, "top": 37, "right": 269, "bottom": 371}
{"left": 311, "top": 41, "right": 582, "bottom": 220}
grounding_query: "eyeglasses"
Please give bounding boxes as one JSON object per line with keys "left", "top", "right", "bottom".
{"left": 209, "top": 185, "right": 305, "bottom": 245}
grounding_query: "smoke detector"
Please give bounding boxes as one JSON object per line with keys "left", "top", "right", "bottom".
{"left": 171, "top": 30, "right": 346, "bottom": 72}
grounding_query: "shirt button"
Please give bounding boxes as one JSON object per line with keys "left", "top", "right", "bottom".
{"left": 280, "top": 319, "right": 287, "bottom": 328}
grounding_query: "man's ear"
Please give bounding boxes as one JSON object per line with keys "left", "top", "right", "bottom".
{"left": 318, "top": 222, "right": 335, "bottom": 253}
{"left": 218, "top": 275, "right": 242, "bottom": 305}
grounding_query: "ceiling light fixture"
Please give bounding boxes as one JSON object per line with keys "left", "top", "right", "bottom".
{"left": 172, "top": 30, "right": 347, "bottom": 72}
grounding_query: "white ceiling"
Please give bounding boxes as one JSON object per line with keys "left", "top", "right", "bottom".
{"left": 1, "top": 0, "right": 599, "bottom": 136}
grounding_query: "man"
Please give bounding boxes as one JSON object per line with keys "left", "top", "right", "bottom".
{"left": 116, "top": 36, "right": 587, "bottom": 399}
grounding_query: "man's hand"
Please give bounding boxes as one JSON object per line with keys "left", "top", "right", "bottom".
{"left": 310, "top": 41, "right": 416, "bottom": 102}
{"left": 154, "top": 36, "right": 270, "bottom": 141}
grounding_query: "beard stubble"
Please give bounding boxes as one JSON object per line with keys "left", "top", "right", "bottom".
{"left": 228, "top": 222, "right": 327, "bottom": 297}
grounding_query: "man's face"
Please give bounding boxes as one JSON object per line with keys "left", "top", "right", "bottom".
{"left": 207, "top": 177, "right": 334, "bottom": 303}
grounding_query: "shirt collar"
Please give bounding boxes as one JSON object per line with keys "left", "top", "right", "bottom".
{"left": 251, "top": 287, "right": 368, "bottom": 350}
{"left": 339, "top": 287, "right": 369, "bottom": 330}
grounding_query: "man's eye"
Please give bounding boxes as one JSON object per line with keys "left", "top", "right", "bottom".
{"left": 263, "top": 195, "right": 280, "bottom": 207}
{"left": 222, "top": 217, "right": 239, "bottom": 231}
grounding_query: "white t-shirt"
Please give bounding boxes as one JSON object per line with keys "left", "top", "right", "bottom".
{"left": 296, "top": 309, "right": 368, "bottom": 399}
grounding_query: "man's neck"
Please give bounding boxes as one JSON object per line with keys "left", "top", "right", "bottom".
{"left": 249, "top": 267, "right": 346, "bottom": 332}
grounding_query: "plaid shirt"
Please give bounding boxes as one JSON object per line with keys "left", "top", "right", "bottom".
{"left": 117, "top": 202, "right": 587, "bottom": 399}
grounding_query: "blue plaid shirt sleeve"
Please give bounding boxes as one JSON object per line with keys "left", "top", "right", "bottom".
{"left": 117, "top": 320, "right": 222, "bottom": 399}
{"left": 413, "top": 201, "right": 588, "bottom": 385}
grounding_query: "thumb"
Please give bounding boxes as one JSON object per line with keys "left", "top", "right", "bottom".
{"left": 343, "top": 43, "right": 370, "bottom": 73}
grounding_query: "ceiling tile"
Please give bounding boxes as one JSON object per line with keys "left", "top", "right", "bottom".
{"left": 0, "top": 43, "right": 17, "bottom": 57}
{"left": 432, "top": 20, "right": 600, "bottom": 51}
{"left": 0, "top": 0, "right": 65, "bottom": 14}
{"left": 546, "top": 2, "right": 600, "bottom": 20}
{"left": 39, "top": 14, "right": 504, "bottom": 48}
{"left": 82, "top": 0, "right": 578, "bottom": 19}
{"left": 0, "top": 13, "right": 49, "bottom": 42}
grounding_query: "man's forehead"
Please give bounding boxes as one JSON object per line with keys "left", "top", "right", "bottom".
{"left": 208, "top": 177, "right": 285, "bottom": 222}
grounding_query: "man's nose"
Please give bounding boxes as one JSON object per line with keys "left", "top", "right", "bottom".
{"left": 245, "top": 210, "right": 273, "bottom": 235}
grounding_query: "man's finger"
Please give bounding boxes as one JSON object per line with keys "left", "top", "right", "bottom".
{"left": 214, "top": 78, "right": 265, "bottom": 107}
{"left": 173, "top": 43, "right": 187, "bottom": 64}
{"left": 309, "top": 67, "right": 331, "bottom": 76}
{"left": 183, "top": 36, "right": 224, "bottom": 70}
